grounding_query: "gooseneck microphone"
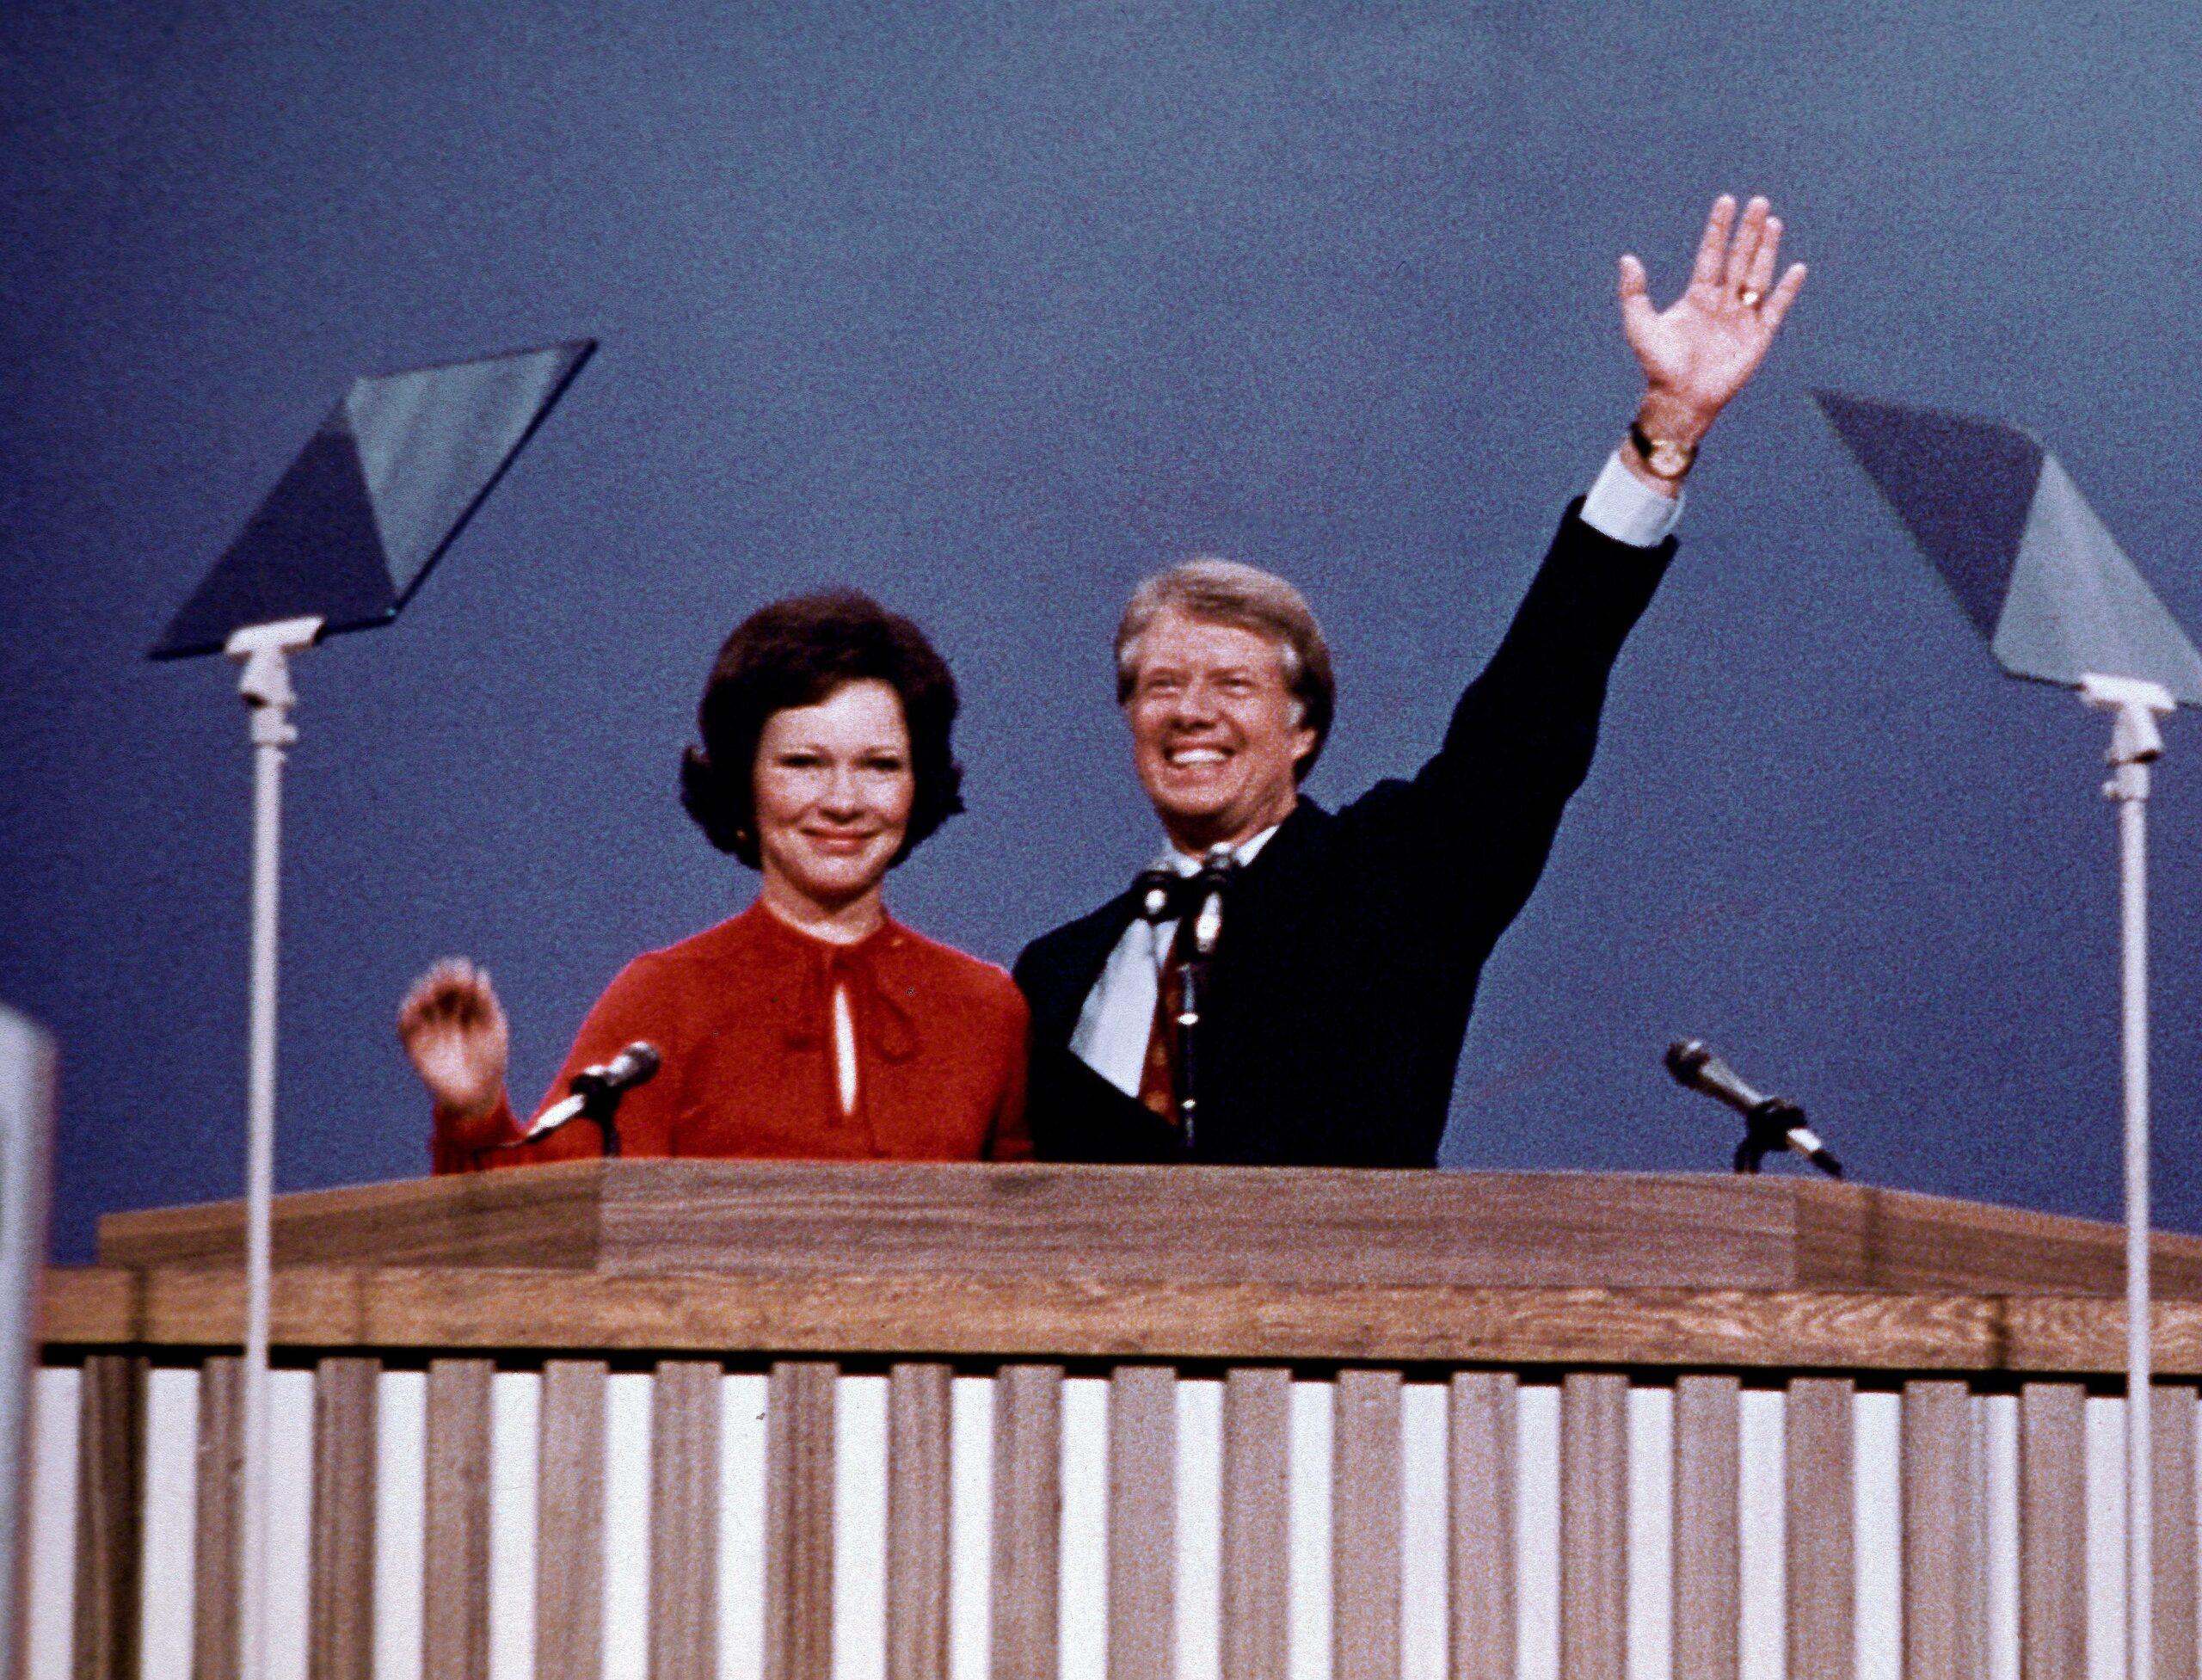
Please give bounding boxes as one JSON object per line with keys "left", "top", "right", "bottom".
{"left": 514, "top": 1040, "right": 661, "bottom": 1157}
{"left": 1171, "top": 845, "right": 1239, "bottom": 1150}
{"left": 1664, "top": 1039, "right": 1843, "bottom": 1178}
{"left": 569, "top": 1042, "right": 661, "bottom": 1104}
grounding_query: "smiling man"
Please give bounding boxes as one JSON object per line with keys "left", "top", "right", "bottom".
{"left": 1012, "top": 194, "right": 1805, "bottom": 1166}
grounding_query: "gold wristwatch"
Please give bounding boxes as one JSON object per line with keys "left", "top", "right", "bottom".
{"left": 1628, "top": 417, "right": 1695, "bottom": 483}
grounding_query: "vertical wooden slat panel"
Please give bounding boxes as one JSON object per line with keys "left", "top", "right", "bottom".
{"left": 1108, "top": 1367, "right": 1176, "bottom": 1680}
{"left": 887, "top": 1363, "right": 952, "bottom": 1680}
{"left": 1559, "top": 1372, "right": 1627, "bottom": 1680}
{"left": 1901, "top": 1380, "right": 1978, "bottom": 1679}
{"left": 1448, "top": 1372, "right": 1515, "bottom": 1680}
{"left": 766, "top": 1360, "right": 838, "bottom": 1680}
{"left": 194, "top": 1356, "right": 243, "bottom": 1680}
{"left": 422, "top": 1357, "right": 494, "bottom": 1680}
{"left": 2019, "top": 1382, "right": 2087, "bottom": 1680}
{"left": 1786, "top": 1376, "right": 1854, "bottom": 1680}
{"left": 1221, "top": 1368, "right": 1291, "bottom": 1680}
{"left": 2156, "top": 1386, "right": 2199, "bottom": 1680}
{"left": 1671, "top": 1375, "right": 1739, "bottom": 1680}
{"left": 71, "top": 1351, "right": 145, "bottom": 1680}
{"left": 309, "top": 1357, "right": 379, "bottom": 1680}
{"left": 535, "top": 1360, "right": 608, "bottom": 1680}
{"left": 991, "top": 1363, "right": 1064, "bottom": 1680}
{"left": 1332, "top": 1369, "right": 1401, "bottom": 1680}
{"left": 651, "top": 1361, "right": 722, "bottom": 1680}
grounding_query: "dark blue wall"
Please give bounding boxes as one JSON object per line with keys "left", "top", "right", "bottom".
{"left": 7, "top": 0, "right": 2200, "bottom": 1260}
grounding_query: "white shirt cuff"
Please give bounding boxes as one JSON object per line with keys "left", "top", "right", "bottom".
{"left": 1579, "top": 449, "right": 1683, "bottom": 548}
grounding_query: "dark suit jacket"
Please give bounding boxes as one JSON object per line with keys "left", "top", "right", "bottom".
{"left": 1012, "top": 501, "right": 1675, "bottom": 1167}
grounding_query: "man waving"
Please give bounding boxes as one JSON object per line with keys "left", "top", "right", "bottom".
{"left": 1014, "top": 195, "right": 1805, "bottom": 1166}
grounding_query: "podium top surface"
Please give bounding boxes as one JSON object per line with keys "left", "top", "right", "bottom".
{"left": 93, "top": 1160, "right": 2202, "bottom": 1299}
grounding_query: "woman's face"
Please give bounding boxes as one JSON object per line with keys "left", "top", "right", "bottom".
{"left": 752, "top": 678, "right": 916, "bottom": 914}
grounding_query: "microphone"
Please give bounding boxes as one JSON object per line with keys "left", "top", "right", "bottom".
{"left": 571, "top": 1041, "right": 661, "bottom": 1101}
{"left": 520, "top": 1041, "right": 661, "bottom": 1145}
{"left": 1190, "top": 844, "right": 1233, "bottom": 957}
{"left": 1664, "top": 1039, "right": 1842, "bottom": 1178}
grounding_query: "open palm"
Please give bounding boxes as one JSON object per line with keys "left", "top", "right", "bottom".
{"left": 1620, "top": 195, "right": 1805, "bottom": 437}
{"left": 397, "top": 957, "right": 510, "bottom": 1115}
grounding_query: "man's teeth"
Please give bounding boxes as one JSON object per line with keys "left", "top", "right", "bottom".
{"left": 1169, "top": 748, "right": 1227, "bottom": 765}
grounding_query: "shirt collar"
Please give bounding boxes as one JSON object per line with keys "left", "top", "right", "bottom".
{"left": 1153, "top": 821, "right": 1281, "bottom": 877}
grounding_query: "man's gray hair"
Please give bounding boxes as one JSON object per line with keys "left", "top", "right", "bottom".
{"left": 1114, "top": 557, "right": 1336, "bottom": 780}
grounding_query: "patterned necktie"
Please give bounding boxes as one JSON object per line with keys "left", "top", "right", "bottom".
{"left": 1129, "top": 870, "right": 1197, "bottom": 1123}
{"left": 1135, "top": 938, "right": 1185, "bottom": 1123}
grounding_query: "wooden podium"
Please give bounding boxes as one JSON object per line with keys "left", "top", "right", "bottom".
{"left": 32, "top": 1163, "right": 2202, "bottom": 1679}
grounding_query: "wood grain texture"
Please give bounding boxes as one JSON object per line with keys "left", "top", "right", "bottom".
{"left": 2156, "top": 1386, "right": 2199, "bottom": 1680}
{"left": 71, "top": 1352, "right": 144, "bottom": 1680}
{"left": 765, "top": 1361, "right": 837, "bottom": 1680}
{"left": 650, "top": 1361, "right": 722, "bottom": 1680}
{"left": 535, "top": 1360, "right": 608, "bottom": 1680}
{"left": 1332, "top": 1369, "right": 1401, "bottom": 1680}
{"left": 1785, "top": 1376, "right": 1854, "bottom": 1680}
{"left": 886, "top": 1363, "right": 951, "bottom": 1680}
{"left": 1559, "top": 1372, "right": 1628, "bottom": 1680}
{"left": 51, "top": 1264, "right": 2202, "bottom": 1375}
{"left": 1900, "top": 1381, "right": 1978, "bottom": 1680}
{"left": 2020, "top": 1382, "right": 2088, "bottom": 1680}
{"left": 1447, "top": 1372, "right": 1515, "bottom": 1680}
{"left": 1107, "top": 1367, "right": 1176, "bottom": 1680}
{"left": 97, "top": 1165, "right": 610, "bottom": 1271}
{"left": 1671, "top": 1375, "right": 1739, "bottom": 1680}
{"left": 990, "top": 1364, "right": 1064, "bottom": 1680}
{"left": 97, "top": 1162, "right": 2202, "bottom": 1298}
{"left": 1221, "top": 1369, "right": 1291, "bottom": 1680}
{"left": 422, "top": 1357, "right": 494, "bottom": 1680}
{"left": 308, "top": 1357, "right": 379, "bottom": 1680}
{"left": 193, "top": 1356, "right": 243, "bottom": 1680}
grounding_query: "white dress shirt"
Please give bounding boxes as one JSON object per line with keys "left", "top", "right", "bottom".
{"left": 1068, "top": 453, "right": 1679, "bottom": 1098}
{"left": 1068, "top": 824, "right": 1282, "bottom": 1096}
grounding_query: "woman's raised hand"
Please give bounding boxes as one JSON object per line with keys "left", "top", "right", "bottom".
{"left": 397, "top": 957, "right": 510, "bottom": 1117}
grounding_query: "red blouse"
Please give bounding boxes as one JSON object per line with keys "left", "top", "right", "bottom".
{"left": 432, "top": 902, "right": 1030, "bottom": 1171}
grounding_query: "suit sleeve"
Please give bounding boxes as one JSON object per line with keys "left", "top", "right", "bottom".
{"left": 1361, "top": 499, "right": 1675, "bottom": 947}
{"left": 431, "top": 952, "right": 685, "bottom": 1172}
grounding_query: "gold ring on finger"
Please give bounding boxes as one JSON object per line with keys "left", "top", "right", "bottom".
{"left": 1739, "top": 287, "right": 1763, "bottom": 309}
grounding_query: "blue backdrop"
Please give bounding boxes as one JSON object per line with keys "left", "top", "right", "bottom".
{"left": 6, "top": 0, "right": 2199, "bottom": 1260}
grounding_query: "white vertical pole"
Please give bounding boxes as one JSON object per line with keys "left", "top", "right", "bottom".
{"left": 2118, "top": 782, "right": 2152, "bottom": 1680}
{"left": 2082, "top": 673, "right": 2174, "bottom": 1680}
{"left": 0, "top": 1007, "right": 57, "bottom": 1680}
{"left": 237, "top": 715, "right": 286, "bottom": 1680}
{"left": 225, "top": 615, "right": 317, "bottom": 1680}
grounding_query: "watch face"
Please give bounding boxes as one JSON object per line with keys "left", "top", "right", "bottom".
{"left": 1650, "top": 440, "right": 1690, "bottom": 478}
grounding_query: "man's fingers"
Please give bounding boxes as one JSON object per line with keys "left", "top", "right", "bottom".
{"left": 1724, "top": 196, "right": 1769, "bottom": 293}
{"left": 1757, "top": 262, "right": 1808, "bottom": 333}
{"left": 1746, "top": 215, "right": 1783, "bottom": 298}
{"left": 1688, "top": 194, "right": 1737, "bottom": 291}
{"left": 1616, "top": 253, "right": 1659, "bottom": 335}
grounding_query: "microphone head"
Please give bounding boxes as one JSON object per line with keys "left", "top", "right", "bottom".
{"left": 1664, "top": 1039, "right": 1710, "bottom": 1086}
{"left": 621, "top": 1042, "right": 661, "bottom": 1083}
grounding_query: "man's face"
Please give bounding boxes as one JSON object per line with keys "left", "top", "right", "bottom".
{"left": 1124, "top": 608, "right": 1315, "bottom": 852}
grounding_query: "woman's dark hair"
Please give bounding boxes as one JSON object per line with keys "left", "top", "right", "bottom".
{"left": 680, "top": 591, "right": 964, "bottom": 867}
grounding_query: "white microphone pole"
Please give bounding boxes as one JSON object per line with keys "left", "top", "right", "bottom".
{"left": 224, "top": 615, "right": 321, "bottom": 1680}
{"left": 2082, "top": 670, "right": 2175, "bottom": 1680}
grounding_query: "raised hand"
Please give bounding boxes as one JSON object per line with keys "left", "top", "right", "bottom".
{"left": 397, "top": 957, "right": 509, "bottom": 1117}
{"left": 1618, "top": 194, "right": 1805, "bottom": 448}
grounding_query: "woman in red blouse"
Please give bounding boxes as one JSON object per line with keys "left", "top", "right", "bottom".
{"left": 398, "top": 594, "right": 1030, "bottom": 1168}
